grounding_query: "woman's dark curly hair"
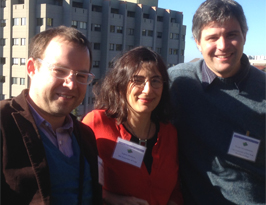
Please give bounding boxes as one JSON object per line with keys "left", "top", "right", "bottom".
{"left": 93, "top": 46, "right": 172, "bottom": 124}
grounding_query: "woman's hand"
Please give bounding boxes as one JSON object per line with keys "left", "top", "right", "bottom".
{"left": 103, "top": 189, "right": 149, "bottom": 205}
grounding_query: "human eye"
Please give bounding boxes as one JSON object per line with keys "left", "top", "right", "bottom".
{"left": 133, "top": 76, "right": 145, "bottom": 85}
{"left": 151, "top": 78, "right": 162, "bottom": 83}
{"left": 206, "top": 36, "right": 218, "bottom": 41}
{"left": 227, "top": 32, "right": 238, "bottom": 39}
{"left": 52, "top": 67, "right": 68, "bottom": 78}
{"left": 76, "top": 73, "right": 88, "bottom": 80}
{"left": 75, "top": 72, "right": 88, "bottom": 83}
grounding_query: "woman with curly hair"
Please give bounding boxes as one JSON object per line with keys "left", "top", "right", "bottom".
{"left": 82, "top": 46, "right": 183, "bottom": 205}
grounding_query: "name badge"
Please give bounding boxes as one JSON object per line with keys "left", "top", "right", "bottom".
{"left": 112, "top": 137, "right": 146, "bottom": 168}
{"left": 228, "top": 132, "right": 260, "bottom": 162}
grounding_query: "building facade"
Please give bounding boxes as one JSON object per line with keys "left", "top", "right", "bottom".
{"left": 0, "top": 0, "right": 186, "bottom": 116}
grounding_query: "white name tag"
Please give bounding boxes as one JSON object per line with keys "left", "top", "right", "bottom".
{"left": 112, "top": 137, "right": 146, "bottom": 168}
{"left": 98, "top": 156, "right": 104, "bottom": 185}
{"left": 228, "top": 132, "right": 260, "bottom": 162}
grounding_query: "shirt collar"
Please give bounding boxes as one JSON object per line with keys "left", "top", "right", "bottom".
{"left": 26, "top": 97, "right": 73, "bottom": 133}
{"left": 201, "top": 54, "right": 250, "bottom": 91}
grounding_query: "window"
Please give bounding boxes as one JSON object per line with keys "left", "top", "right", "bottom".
{"left": 13, "top": 18, "right": 20, "bottom": 26}
{"left": 156, "top": 48, "right": 161, "bottom": 54}
{"left": 37, "top": 18, "right": 43, "bottom": 26}
{"left": 92, "top": 5, "right": 102, "bottom": 12}
{"left": 0, "top": 38, "right": 5, "bottom": 46}
{"left": 169, "top": 48, "right": 178, "bottom": 55}
{"left": 93, "top": 24, "right": 101, "bottom": 32}
{"left": 20, "top": 78, "right": 25, "bottom": 85}
{"left": 0, "top": 19, "right": 6, "bottom": 27}
{"left": 54, "top": 0, "right": 63, "bottom": 6}
{"left": 182, "top": 35, "right": 185, "bottom": 41}
{"left": 20, "top": 58, "right": 26, "bottom": 65}
{"left": 80, "top": 22, "right": 86, "bottom": 29}
{"left": 116, "top": 44, "right": 122, "bottom": 51}
{"left": 12, "top": 77, "right": 18, "bottom": 84}
{"left": 169, "top": 48, "right": 173, "bottom": 55}
{"left": 21, "top": 17, "right": 26, "bottom": 25}
{"left": 72, "top": 1, "right": 83, "bottom": 8}
{"left": 157, "top": 32, "right": 162, "bottom": 38}
{"left": 47, "top": 18, "right": 53, "bottom": 26}
{"left": 110, "top": 25, "right": 115, "bottom": 33}
{"left": 12, "top": 58, "right": 19, "bottom": 65}
{"left": 171, "top": 18, "right": 176, "bottom": 23}
{"left": 0, "top": 76, "right": 5, "bottom": 83}
{"left": 13, "top": 38, "right": 19, "bottom": 46}
{"left": 117, "top": 26, "right": 123, "bottom": 34}
{"left": 71, "top": 20, "right": 77, "bottom": 28}
{"left": 111, "top": 8, "right": 119, "bottom": 14}
{"left": 127, "top": 11, "right": 135, "bottom": 17}
{"left": 148, "top": 30, "right": 153, "bottom": 37}
{"left": 94, "top": 43, "right": 100, "bottom": 50}
{"left": 109, "top": 43, "right": 114, "bottom": 51}
{"left": 0, "top": 57, "right": 5, "bottom": 64}
{"left": 93, "top": 61, "right": 100, "bottom": 68}
{"left": 1, "top": 0, "right": 6, "bottom": 8}
{"left": 142, "top": 30, "right": 146, "bottom": 36}
{"left": 170, "top": 33, "right": 173, "bottom": 39}
{"left": 21, "top": 38, "right": 26, "bottom": 45}
{"left": 157, "top": 16, "right": 163, "bottom": 22}
{"left": 170, "top": 33, "right": 179, "bottom": 39}
{"left": 143, "top": 14, "right": 149, "bottom": 19}
{"left": 181, "top": 50, "right": 184, "bottom": 56}
{"left": 128, "top": 28, "right": 134, "bottom": 35}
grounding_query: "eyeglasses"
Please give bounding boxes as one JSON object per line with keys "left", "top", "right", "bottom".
{"left": 130, "top": 75, "right": 164, "bottom": 89}
{"left": 37, "top": 58, "right": 95, "bottom": 85}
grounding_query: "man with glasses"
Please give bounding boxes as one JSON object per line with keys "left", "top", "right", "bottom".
{"left": 0, "top": 26, "right": 102, "bottom": 204}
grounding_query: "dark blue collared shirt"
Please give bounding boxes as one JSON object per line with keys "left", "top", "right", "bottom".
{"left": 201, "top": 55, "right": 250, "bottom": 92}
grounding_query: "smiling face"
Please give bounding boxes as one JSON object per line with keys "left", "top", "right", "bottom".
{"left": 126, "top": 63, "right": 163, "bottom": 117}
{"left": 196, "top": 17, "right": 246, "bottom": 78}
{"left": 28, "top": 36, "right": 91, "bottom": 119}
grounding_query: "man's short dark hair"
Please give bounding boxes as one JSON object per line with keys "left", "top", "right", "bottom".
{"left": 192, "top": 0, "right": 248, "bottom": 42}
{"left": 29, "top": 25, "right": 92, "bottom": 68}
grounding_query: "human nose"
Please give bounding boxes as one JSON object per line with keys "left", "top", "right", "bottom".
{"left": 63, "top": 73, "right": 77, "bottom": 89}
{"left": 142, "top": 80, "right": 151, "bottom": 93}
{"left": 217, "top": 37, "right": 228, "bottom": 50}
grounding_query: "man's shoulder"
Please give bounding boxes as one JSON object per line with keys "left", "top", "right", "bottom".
{"left": 249, "top": 65, "right": 266, "bottom": 81}
{"left": 168, "top": 60, "right": 203, "bottom": 79}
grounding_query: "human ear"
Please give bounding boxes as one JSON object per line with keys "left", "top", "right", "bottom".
{"left": 26, "top": 58, "right": 37, "bottom": 78}
{"left": 195, "top": 39, "right": 202, "bottom": 52}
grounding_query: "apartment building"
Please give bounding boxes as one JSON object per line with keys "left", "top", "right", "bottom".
{"left": 0, "top": 0, "right": 186, "bottom": 116}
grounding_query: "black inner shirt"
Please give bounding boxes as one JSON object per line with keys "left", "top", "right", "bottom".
{"left": 125, "top": 122, "right": 159, "bottom": 174}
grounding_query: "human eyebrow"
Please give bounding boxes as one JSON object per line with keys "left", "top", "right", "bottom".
{"left": 52, "top": 63, "right": 90, "bottom": 74}
{"left": 149, "top": 75, "right": 163, "bottom": 81}
{"left": 133, "top": 75, "right": 145, "bottom": 79}
{"left": 204, "top": 34, "right": 218, "bottom": 40}
{"left": 227, "top": 30, "right": 241, "bottom": 36}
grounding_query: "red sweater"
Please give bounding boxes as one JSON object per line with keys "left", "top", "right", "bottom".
{"left": 82, "top": 110, "right": 183, "bottom": 205}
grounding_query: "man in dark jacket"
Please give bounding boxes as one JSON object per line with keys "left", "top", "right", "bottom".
{"left": 1, "top": 26, "right": 102, "bottom": 204}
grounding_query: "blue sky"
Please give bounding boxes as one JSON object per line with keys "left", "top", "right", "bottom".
{"left": 158, "top": 0, "right": 266, "bottom": 62}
